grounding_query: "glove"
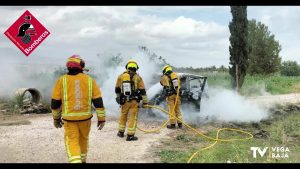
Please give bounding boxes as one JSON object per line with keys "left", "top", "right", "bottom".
{"left": 116, "top": 96, "right": 125, "bottom": 105}
{"left": 97, "top": 121, "right": 105, "bottom": 130}
{"left": 115, "top": 96, "right": 121, "bottom": 104}
{"left": 137, "top": 95, "right": 142, "bottom": 102}
{"left": 54, "top": 119, "right": 63, "bottom": 128}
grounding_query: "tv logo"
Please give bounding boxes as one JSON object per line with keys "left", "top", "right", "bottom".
{"left": 250, "top": 147, "right": 289, "bottom": 159}
{"left": 250, "top": 147, "right": 268, "bottom": 158}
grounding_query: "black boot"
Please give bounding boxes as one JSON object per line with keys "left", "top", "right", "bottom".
{"left": 117, "top": 131, "right": 124, "bottom": 138}
{"left": 126, "top": 135, "right": 138, "bottom": 141}
{"left": 167, "top": 124, "right": 176, "bottom": 129}
{"left": 178, "top": 123, "right": 183, "bottom": 128}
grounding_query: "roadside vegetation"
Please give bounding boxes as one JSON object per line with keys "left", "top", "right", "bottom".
{"left": 202, "top": 72, "right": 300, "bottom": 96}
{"left": 155, "top": 104, "right": 300, "bottom": 163}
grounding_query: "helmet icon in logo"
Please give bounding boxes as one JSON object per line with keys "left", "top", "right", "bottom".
{"left": 17, "top": 15, "right": 37, "bottom": 44}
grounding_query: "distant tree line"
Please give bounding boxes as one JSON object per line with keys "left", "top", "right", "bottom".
{"left": 174, "top": 65, "right": 229, "bottom": 73}
{"left": 281, "top": 61, "right": 300, "bottom": 76}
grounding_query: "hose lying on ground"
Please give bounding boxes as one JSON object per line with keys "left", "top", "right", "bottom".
{"left": 137, "top": 85, "right": 253, "bottom": 163}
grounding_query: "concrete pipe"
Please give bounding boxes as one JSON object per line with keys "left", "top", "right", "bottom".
{"left": 15, "top": 88, "right": 41, "bottom": 104}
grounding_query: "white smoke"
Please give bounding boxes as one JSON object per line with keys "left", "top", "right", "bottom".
{"left": 90, "top": 50, "right": 161, "bottom": 117}
{"left": 187, "top": 87, "right": 270, "bottom": 123}
{"left": 0, "top": 50, "right": 270, "bottom": 124}
{"left": 0, "top": 61, "right": 58, "bottom": 100}
{"left": 242, "top": 82, "right": 271, "bottom": 96}
{"left": 136, "top": 77, "right": 270, "bottom": 124}
{"left": 0, "top": 48, "right": 68, "bottom": 100}
{"left": 147, "top": 82, "right": 162, "bottom": 100}
{"left": 0, "top": 48, "right": 162, "bottom": 115}
{"left": 112, "top": 74, "right": 271, "bottom": 124}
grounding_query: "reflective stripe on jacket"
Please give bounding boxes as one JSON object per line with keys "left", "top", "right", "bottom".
{"left": 51, "top": 73, "right": 103, "bottom": 121}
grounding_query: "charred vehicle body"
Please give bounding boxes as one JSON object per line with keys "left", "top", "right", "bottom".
{"left": 146, "top": 73, "right": 208, "bottom": 116}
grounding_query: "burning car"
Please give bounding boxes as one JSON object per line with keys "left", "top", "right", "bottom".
{"left": 145, "top": 73, "right": 208, "bottom": 116}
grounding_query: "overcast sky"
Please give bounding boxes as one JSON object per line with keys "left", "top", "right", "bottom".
{"left": 1, "top": 6, "right": 300, "bottom": 68}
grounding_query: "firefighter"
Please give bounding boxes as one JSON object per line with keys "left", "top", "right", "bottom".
{"left": 160, "top": 65, "right": 183, "bottom": 129}
{"left": 51, "top": 55, "right": 106, "bottom": 163}
{"left": 115, "top": 59, "right": 148, "bottom": 141}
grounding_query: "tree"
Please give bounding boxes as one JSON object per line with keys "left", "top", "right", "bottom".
{"left": 138, "top": 46, "right": 169, "bottom": 67}
{"left": 229, "top": 6, "right": 249, "bottom": 91}
{"left": 110, "top": 53, "right": 123, "bottom": 67}
{"left": 281, "top": 61, "right": 300, "bottom": 76}
{"left": 219, "top": 65, "right": 228, "bottom": 72}
{"left": 247, "top": 19, "right": 282, "bottom": 75}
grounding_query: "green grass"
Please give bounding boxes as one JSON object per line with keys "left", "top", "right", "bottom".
{"left": 242, "top": 75, "right": 300, "bottom": 95}
{"left": 201, "top": 72, "right": 300, "bottom": 96}
{"left": 14, "top": 94, "right": 24, "bottom": 108}
{"left": 204, "top": 72, "right": 232, "bottom": 89}
{"left": 156, "top": 110, "right": 300, "bottom": 163}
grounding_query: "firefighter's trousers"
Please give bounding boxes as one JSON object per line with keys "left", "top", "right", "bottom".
{"left": 166, "top": 94, "right": 182, "bottom": 125}
{"left": 63, "top": 119, "right": 91, "bottom": 163}
{"left": 118, "top": 100, "right": 139, "bottom": 136}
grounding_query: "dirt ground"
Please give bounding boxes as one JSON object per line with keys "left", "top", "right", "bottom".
{"left": 0, "top": 114, "right": 174, "bottom": 163}
{"left": 247, "top": 93, "right": 300, "bottom": 108}
{"left": 0, "top": 92, "right": 299, "bottom": 163}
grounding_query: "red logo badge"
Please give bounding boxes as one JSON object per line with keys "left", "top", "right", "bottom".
{"left": 4, "top": 10, "right": 50, "bottom": 57}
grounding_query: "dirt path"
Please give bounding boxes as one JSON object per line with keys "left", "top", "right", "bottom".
{"left": 247, "top": 93, "right": 300, "bottom": 108}
{"left": 0, "top": 114, "right": 173, "bottom": 163}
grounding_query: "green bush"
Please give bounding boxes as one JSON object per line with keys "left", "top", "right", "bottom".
{"left": 281, "top": 61, "right": 300, "bottom": 76}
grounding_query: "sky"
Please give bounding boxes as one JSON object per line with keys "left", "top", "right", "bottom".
{"left": 0, "top": 6, "right": 300, "bottom": 68}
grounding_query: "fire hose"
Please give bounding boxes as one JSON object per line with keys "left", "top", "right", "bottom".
{"left": 137, "top": 85, "right": 253, "bottom": 163}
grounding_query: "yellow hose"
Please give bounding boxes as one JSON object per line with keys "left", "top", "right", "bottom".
{"left": 137, "top": 80, "right": 180, "bottom": 133}
{"left": 137, "top": 78, "right": 253, "bottom": 163}
{"left": 136, "top": 119, "right": 169, "bottom": 133}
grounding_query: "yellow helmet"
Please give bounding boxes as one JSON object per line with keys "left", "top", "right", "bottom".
{"left": 126, "top": 59, "right": 139, "bottom": 70}
{"left": 162, "top": 65, "right": 172, "bottom": 74}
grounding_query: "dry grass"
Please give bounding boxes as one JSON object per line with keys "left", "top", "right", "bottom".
{"left": 293, "top": 83, "right": 300, "bottom": 92}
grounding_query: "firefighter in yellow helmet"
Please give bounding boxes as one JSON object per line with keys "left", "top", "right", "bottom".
{"left": 51, "top": 55, "right": 106, "bottom": 163}
{"left": 160, "top": 65, "right": 183, "bottom": 129}
{"left": 115, "top": 59, "right": 148, "bottom": 141}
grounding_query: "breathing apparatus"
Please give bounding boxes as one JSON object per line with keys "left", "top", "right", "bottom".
{"left": 122, "top": 73, "right": 132, "bottom": 102}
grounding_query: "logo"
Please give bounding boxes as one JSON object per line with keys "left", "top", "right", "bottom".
{"left": 250, "top": 147, "right": 289, "bottom": 159}
{"left": 4, "top": 10, "right": 50, "bottom": 57}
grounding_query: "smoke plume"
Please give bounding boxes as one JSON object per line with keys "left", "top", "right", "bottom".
{"left": 183, "top": 87, "right": 270, "bottom": 124}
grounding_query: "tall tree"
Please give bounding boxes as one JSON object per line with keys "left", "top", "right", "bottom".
{"left": 229, "top": 6, "right": 249, "bottom": 91}
{"left": 247, "top": 19, "right": 282, "bottom": 75}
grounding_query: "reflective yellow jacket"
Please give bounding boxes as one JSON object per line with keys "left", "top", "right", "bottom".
{"left": 115, "top": 70, "right": 148, "bottom": 103}
{"left": 160, "top": 72, "right": 181, "bottom": 95}
{"left": 51, "top": 73, "right": 105, "bottom": 121}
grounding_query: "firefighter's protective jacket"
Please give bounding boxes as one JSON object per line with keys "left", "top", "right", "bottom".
{"left": 51, "top": 73, "right": 105, "bottom": 121}
{"left": 160, "top": 72, "right": 181, "bottom": 95}
{"left": 115, "top": 70, "right": 148, "bottom": 103}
